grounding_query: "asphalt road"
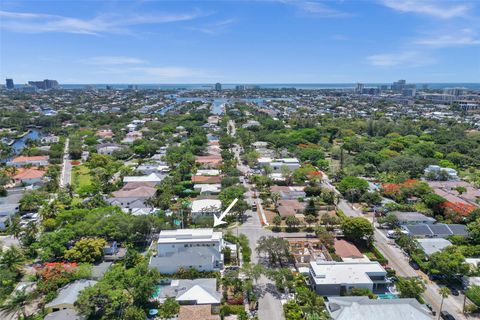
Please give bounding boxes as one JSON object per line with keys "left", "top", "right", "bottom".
{"left": 59, "top": 138, "right": 71, "bottom": 188}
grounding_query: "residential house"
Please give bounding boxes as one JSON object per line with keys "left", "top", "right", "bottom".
{"left": 334, "top": 239, "right": 367, "bottom": 261}
{"left": 178, "top": 305, "right": 220, "bottom": 320}
{"left": 192, "top": 175, "right": 222, "bottom": 184}
{"left": 258, "top": 157, "right": 301, "bottom": 172}
{"left": 12, "top": 168, "right": 45, "bottom": 185}
{"left": 416, "top": 238, "right": 452, "bottom": 256}
{"left": 309, "top": 261, "right": 389, "bottom": 296}
{"left": 45, "top": 279, "right": 97, "bottom": 313}
{"left": 195, "top": 155, "right": 222, "bottom": 169}
{"left": 191, "top": 199, "right": 222, "bottom": 219}
{"left": 270, "top": 186, "right": 306, "bottom": 200}
{"left": 96, "top": 143, "right": 123, "bottom": 155}
{"left": 44, "top": 309, "right": 85, "bottom": 320}
{"left": 149, "top": 229, "right": 224, "bottom": 274}
{"left": 121, "top": 131, "right": 142, "bottom": 144}
{"left": 155, "top": 278, "right": 221, "bottom": 307}
{"left": 41, "top": 134, "right": 60, "bottom": 144}
{"left": 96, "top": 129, "right": 113, "bottom": 139}
{"left": 325, "top": 296, "right": 432, "bottom": 320}
{"left": 8, "top": 155, "right": 49, "bottom": 167}
{"left": 194, "top": 184, "right": 222, "bottom": 195}
{"left": 277, "top": 199, "right": 305, "bottom": 217}
{"left": 389, "top": 212, "right": 436, "bottom": 225}
{"left": 424, "top": 165, "right": 459, "bottom": 180}
{"left": 123, "top": 172, "right": 165, "bottom": 185}
{"left": 106, "top": 184, "right": 156, "bottom": 210}
{"left": 402, "top": 223, "right": 468, "bottom": 238}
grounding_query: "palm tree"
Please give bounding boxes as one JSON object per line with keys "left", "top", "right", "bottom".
{"left": 271, "top": 192, "right": 281, "bottom": 209}
{"left": 0, "top": 289, "right": 31, "bottom": 319}
{"left": 438, "top": 287, "right": 451, "bottom": 320}
{"left": 0, "top": 246, "right": 25, "bottom": 274}
{"left": 6, "top": 216, "right": 22, "bottom": 239}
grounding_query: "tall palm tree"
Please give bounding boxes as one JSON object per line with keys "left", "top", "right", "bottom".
{"left": 438, "top": 287, "right": 451, "bottom": 320}
{"left": 0, "top": 289, "right": 31, "bottom": 319}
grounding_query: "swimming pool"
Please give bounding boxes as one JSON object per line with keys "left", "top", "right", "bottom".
{"left": 377, "top": 293, "right": 398, "bottom": 299}
{"left": 151, "top": 284, "right": 169, "bottom": 299}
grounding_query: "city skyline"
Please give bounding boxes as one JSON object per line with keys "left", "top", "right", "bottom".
{"left": 1, "top": 0, "right": 480, "bottom": 84}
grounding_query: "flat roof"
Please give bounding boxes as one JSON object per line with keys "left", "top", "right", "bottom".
{"left": 158, "top": 228, "right": 222, "bottom": 243}
{"left": 310, "top": 261, "right": 386, "bottom": 285}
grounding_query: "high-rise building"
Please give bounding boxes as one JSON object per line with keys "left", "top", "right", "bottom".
{"left": 392, "top": 79, "right": 406, "bottom": 93}
{"left": 28, "top": 79, "right": 59, "bottom": 90}
{"left": 444, "top": 87, "right": 465, "bottom": 96}
{"left": 214, "top": 83, "right": 222, "bottom": 91}
{"left": 5, "top": 79, "right": 14, "bottom": 90}
{"left": 356, "top": 83, "right": 365, "bottom": 93}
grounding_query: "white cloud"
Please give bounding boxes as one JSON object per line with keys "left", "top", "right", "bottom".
{"left": 367, "top": 51, "right": 434, "bottom": 67}
{"left": 82, "top": 56, "right": 147, "bottom": 65}
{"left": 281, "top": 0, "right": 351, "bottom": 18}
{"left": 0, "top": 9, "right": 207, "bottom": 35}
{"left": 381, "top": 0, "right": 470, "bottom": 19}
{"left": 188, "top": 18, "right": 237, "bottom": 35}
{"left": 414, "top": 29, "right": 480, "bottom": 47}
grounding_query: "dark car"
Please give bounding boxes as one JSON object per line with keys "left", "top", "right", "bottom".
{"left": 449, "top": 287, "right": 460, "bottom": 296}
{"left": 409, "top": 261, "right": 420, "bottom": 270}
{"left": 440, "top": 311, "right": 456, "bottom": 320}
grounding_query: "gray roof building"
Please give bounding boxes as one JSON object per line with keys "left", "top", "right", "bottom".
{"left": 156, "top": 278, "right": 221, "bottom": 305}
{"left": 402, "top": 223, "right": 468, "bottom": 238}
{"left": 45, "top": 279, "right": 97, "bottom": 311}
{"left": 326, "top": 296, "right": 433, "bottom": 320}
{"left": 417, "top": 238, "right": 452, "bottom": 256}
{"left": 44, "top": 308, "right": 85, "bottom": 320}
{"left": 390, "top": 212, "right": 436, "bottom": 225}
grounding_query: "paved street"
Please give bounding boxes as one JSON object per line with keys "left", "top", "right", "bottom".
{"left": 228, "top": 119, "right": 285, "bottom": 320}
{"left": 59, "top": 138, "right": 71, "bottom": 188}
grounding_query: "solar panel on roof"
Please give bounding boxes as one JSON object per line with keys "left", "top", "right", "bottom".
{"left": 429, "top": 224, "right": 451, "bottom": 236}
{"left": 404, "top": 225, "right": 433, "bottom": 236}
{"left": 447, "top": 224, "right": 468, "bottom": 236}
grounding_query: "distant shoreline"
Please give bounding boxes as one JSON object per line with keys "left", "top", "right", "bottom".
{"left": 12, "top": 82, "right": 480, "bottom": 90}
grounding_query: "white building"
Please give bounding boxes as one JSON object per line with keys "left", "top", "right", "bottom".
{"left": 149, "top": 229, "right": 224, "bottom": 274}
{"left": 309, "top": 261, "right": 388, "bottom": 296}
{"left": 123, "top": 172, "right": 165, "bottom": 185}
{"left": 258, "top": 157, "right": 301, "bottom": 172}
{"left": 191, "top": 199, "right": 222, "bottom": 219}
{"left": 424, "top": 165, "right": 459, "bottom": 180}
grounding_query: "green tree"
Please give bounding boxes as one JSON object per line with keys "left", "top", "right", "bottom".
{"left": 0, "top": 289, "right": 32, "bottom": 319}
{"left": 428, "top": 246, "right": 469, "bottom": 281}
{"left": 0, "top": 246, "right": 25, "bottom": 274}
{"left": 64, "top": 237, "right": 107, "bottom": 263}
{"left": 283, "top": 300, "right": 303, "bottom": 320}
{"left": 273, "top": 215, "right": 282, "bottom": 229}
{"left": 341, "top": 217, "right": 374, "bottom": 244}
{"left": 337, "top": 176, "right": 369, "bottom": 202}
{"left": 396, "top": 277, "right": 426, "bottom": 302}
{"left": 315, "top": 226, "right": 334, "bottom": 249}
{"left": 158, "top": 297, "right": 180, "bottom": 319}
{"left": 377, "top": 213, "right": 400, "bottom": 229}
{"left": 256, "top": 236, "right": 291, "bottom": 267}
{"left": 285, "top": 216, "right": 301, "bottom": 229}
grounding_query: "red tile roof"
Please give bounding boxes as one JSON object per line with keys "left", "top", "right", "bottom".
{"left": 11, "top": 155, "right": 49, "bottom": 163}
{"left": 334, "top": 239, "right": 363, "bottom": 259}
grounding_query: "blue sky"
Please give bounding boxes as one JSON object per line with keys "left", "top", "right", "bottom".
{"left": 1, "top": 0, "right": 479, "bottom": 84}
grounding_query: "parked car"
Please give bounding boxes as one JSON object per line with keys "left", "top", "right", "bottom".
{"left": 448, "top": 286, "right": 459, "bottom": 296}
{"left": 440, "top": 311, "right": 456, "bottom": 320}
{"left": 409, "top": 261, "right": 420, "bottom": 270}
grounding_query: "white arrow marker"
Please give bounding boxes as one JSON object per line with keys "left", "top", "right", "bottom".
{"left": 214, "top": 198, "right": 238, "bottom": 227}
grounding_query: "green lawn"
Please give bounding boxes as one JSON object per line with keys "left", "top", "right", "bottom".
{"left": 72, "top": 165, "right": 93, "bottom": 191}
